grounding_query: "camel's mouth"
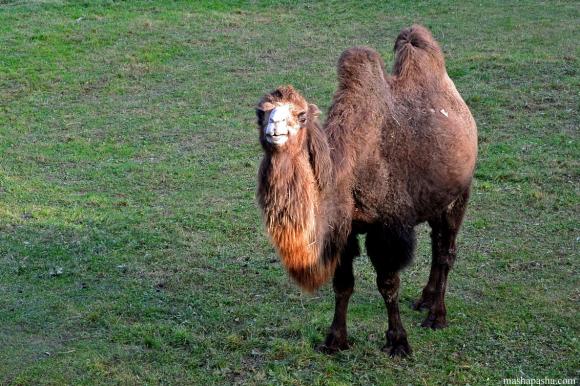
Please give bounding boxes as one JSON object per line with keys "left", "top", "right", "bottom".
{"left": 266, "top": 133, "right": 289, "bottom": 145}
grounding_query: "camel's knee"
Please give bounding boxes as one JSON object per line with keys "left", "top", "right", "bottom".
{"left": 376, "top": 274, "right": 400, "bottom": 302}
{"left": 436, "top": 250, "right": 456, "bottom": 267}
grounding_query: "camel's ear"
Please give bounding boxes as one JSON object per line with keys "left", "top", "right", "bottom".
{"left": 298, "top": 104, "right": 320, "bottom": 127}
{"left": 260, "top": 102, "right": 275, "bottom": 111}
{"left": 308, "top": 104, "right": 321, "bottom": 117}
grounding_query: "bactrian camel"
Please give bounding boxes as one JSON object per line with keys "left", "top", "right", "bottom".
{"left": 256, "top": 25, "right": 477, "bottom": 356}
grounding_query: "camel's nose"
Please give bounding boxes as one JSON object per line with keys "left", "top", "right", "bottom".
{"left": 265, "top": 121, "right": 288, "bottom": 136}
{"left": 265, "top": 104, "right": 293, "bottom": 139}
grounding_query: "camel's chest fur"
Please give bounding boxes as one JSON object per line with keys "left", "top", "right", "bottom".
{"left": 257, "top": 153, "right": 320, "bottom": 270}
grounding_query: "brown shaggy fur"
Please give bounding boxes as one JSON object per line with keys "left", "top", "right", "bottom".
{"left": 256, "top": 25, "right": 477, "bottom": 354}
{"left": 256, "top": 86, "right": 335, "bottom": 290}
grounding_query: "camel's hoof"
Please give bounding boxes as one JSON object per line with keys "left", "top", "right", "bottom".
{"left": 382, "top": 342, "right": 412, "bottom": 358}
{"left": 383, "top": 330, "right": 412, "bottom": 358}
{"left": 421, "top": 313, "right": 448, "bottom": 329}
{"left": 316, "top": 333, "right": 350, "bottom": 354}
{"left": 316, "top": 343, "right": 341, "bottom": 354}
{"left": 316, "top": 342, "right": 350, "bottom": 354}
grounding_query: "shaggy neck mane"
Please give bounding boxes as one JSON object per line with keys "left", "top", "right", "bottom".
{"left": 257, "top": 112, "right": 334, "bottom": 291}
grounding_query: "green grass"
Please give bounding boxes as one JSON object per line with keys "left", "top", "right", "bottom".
{"left": 0, "top": 0, "right": 578, "bottom": 384}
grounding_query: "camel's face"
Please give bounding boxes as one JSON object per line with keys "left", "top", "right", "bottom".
{"left": 262, "top": 104, "right": 303, "bottom": 147}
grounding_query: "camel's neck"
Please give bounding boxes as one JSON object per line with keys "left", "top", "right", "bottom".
{"left": 258, "top": 120, "right": 334, "bottom": 232}
{"left": 257, "top": 124, "right": 339, "bottom": 290}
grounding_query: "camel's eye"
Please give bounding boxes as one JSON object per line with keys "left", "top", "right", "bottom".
{"left": 298, "top": 112, "right": 307, "bottom": 125}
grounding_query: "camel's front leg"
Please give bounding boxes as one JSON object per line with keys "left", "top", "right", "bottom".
{"left": 317, "top": 235, "right": 358, "bottom": 354}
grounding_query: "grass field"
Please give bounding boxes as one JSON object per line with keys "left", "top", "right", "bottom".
{"left": 0, "top": 1, "right": 578, "bottom": 384}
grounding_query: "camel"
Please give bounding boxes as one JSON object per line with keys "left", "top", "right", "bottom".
{"left": 255, "top": 25, "right": 477, "bottom": 356}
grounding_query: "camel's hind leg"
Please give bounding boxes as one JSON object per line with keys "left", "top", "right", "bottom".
{"left": 366, "top": 225, "right": 415, "bottom": 357}
{"left": 317, "top": 233, "right": 359, "bottom": 354}
{"left": 413, "top": 188, "right": 470, "bottom": 329}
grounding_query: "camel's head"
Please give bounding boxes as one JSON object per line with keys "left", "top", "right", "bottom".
{"left": 256, "top": 85, "right": 320, "bottom": 152}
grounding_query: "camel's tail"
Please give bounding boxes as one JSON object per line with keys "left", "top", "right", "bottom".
{"left": 393, "top": 25, "right": 446, "bottom": 81}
